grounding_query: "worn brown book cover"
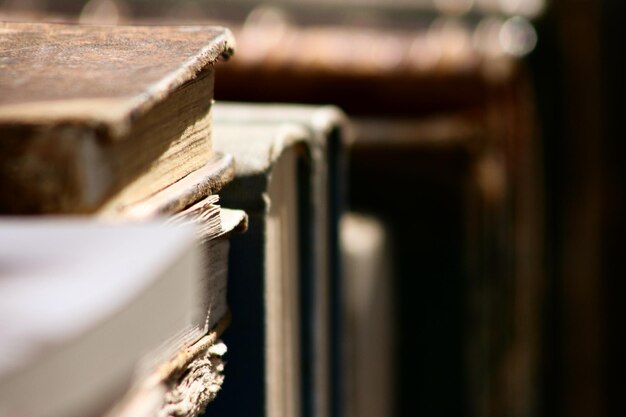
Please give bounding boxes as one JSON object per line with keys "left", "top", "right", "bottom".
{"left": 0, "top": 22, "right": 234, "bottom": 213}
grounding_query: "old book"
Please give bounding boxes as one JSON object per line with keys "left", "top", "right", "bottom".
{"left": 0, "top": 21, "right": 234, "bottom": 214}
{"left": 162, "top": 199, "right": 246, "bottom": 334}
{"left": 212, "top": 103, "right": 349, "bottom": 417}
{"left": 111, "top": 151, "right": 246, "bottom": 334}
{"left": 340, "top": 213, "right": 394, "bottom": 417}
{"left": 205, "top": 122, "right": 308, "bottom": 417}
{"left": 0, "top": 219, "right": 203, "bottom": 417}
{"left": 99, "top": 154, "right": 246, "bottom": 417}
{"left": 196, "top": 119, "right": 326, "bottom": 417}
{"left": 211, "top": 12, "right": 541, "bottom": 416}
{"left": 108, "top": 153, "right": 235, "bottom": 219}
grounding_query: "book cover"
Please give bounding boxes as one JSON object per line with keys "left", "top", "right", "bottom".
{"left": 0, "top": 22, "right": 234, "bottom": 213}
{"left": 213, "top": 102, "right": 349, "bottom": 417}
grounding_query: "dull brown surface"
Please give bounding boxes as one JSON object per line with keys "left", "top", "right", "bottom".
{"left": 0, "top": 22, "right": 235, "bottom": 213}
{"left": 0, "top": 21, "right": 234, "bottom": 140}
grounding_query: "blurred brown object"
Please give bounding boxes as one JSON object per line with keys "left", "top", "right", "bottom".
{"left": 211, "top": 10, "right": 542, "bottom": 417}
{"left": 532, "top": 1, "right": 626, "bottom": 417}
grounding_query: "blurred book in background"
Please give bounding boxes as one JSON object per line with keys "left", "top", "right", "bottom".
{"left": 199, "top": 3, "right": 543, "bottom": 417}
{"left": 340, "top": 213, "right": 394, "bottom": 417}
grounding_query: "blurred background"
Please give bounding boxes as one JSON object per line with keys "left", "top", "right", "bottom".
{"left": 1, "top": 1, "right": 623, "bottom": 416}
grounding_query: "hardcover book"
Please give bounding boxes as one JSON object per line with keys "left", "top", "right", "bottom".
{"left": 0, "top": 21, "right": 234, "bottom": 213}
{"left": 213, "top": 102, "right": 349, "bottom": 417}
{"left": 105, "top": 149, "right": 246, "bottom": 417}
{"left": 208, "top": 121, "right": 309, "bottom": 417}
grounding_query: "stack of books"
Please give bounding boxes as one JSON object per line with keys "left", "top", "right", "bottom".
{"left": 0, "top": 21, "right": 245, "bottom": 417}
{"left": 206, "top": 102, "right": 349, "bottom": 417}
{"left": 206, "top": 6, "right": 544, "bottom": 417}
{"left": 0, "top": 22, "right": 233, "bottom": 216}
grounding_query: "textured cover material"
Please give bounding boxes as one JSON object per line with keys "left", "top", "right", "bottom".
{"left": 0, "top": 22, "right": 234, "bottom": 138}
{"left": 0, "top": 22, "right": 235, "bottom": 213}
